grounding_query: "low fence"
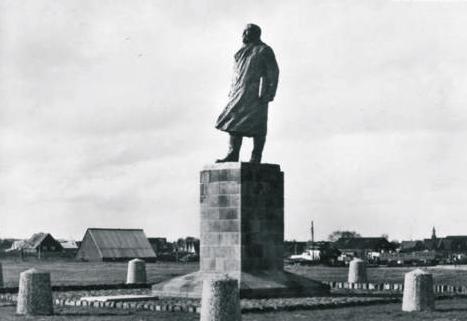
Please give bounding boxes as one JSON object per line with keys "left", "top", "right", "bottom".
{"left": 325, "top": 281, "right": 467, "bottom": 295}
{"left": 0, "top": 293, "right": 400, "bottom": 314}
{"left": 2, "top": 280, "right": 466, "bottom": 295}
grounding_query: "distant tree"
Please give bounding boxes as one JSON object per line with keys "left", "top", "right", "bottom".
{"left": 176, "top": 238, "right": 186, "bottom": 251}
{"left": 319, "top": 243, "right": 341, "bottom": 265}
{"left": 328, "top": 230, "right": 361, "bottom": 242}
{"left": 0, "top": 239, "right": 13, "bottom": 251}
{"left": 381, "top": 233, "right": 389, "bottom": 240}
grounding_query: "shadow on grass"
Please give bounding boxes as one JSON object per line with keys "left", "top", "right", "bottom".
{"left": 436, "top": 307, "right": 467, "bottom": 312}
{"left": 53, "top": 308, "right": 133, "bottom": 317}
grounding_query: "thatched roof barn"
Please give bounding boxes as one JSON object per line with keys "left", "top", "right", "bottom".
{"left": 22, "top": 232, "right": 63, "bottom": 254}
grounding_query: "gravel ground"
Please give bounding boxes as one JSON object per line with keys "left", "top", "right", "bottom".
{"left": 1, "top": 288, "right": 399, "bottom": 312}
{"left": 1, "top": 298, "right": 467, "bottom": 321}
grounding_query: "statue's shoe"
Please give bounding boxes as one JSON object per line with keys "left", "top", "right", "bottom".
{"left": 249, "top": 154, "right": 262, "bottom": 164}
{"left": 215, "top": 154, "right": 239, "bottom": 163}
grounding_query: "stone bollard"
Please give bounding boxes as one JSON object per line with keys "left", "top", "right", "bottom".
{"left": 348, "top": 258, "right": 367, "bottom": 283}
{"left": 126, "top": 258, "right": 147, "bottom": 284}
{"left": 0, "top": 261, "right": 3, "bottom": 288}
{"left": 402, "top": 269, "right": 435, "bottom": 312}
{"left": 200, "top": 276, "right": 241, "bottom": 321}
{"left": 16, "top": 268, "right": 53, "bottom": 315}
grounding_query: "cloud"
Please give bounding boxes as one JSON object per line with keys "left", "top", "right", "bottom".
{"left": 2, "top": 0, "right": 467, "bottom": 241}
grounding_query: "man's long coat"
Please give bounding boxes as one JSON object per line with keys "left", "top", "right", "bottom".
{"left": 215, "top": 41, "right": 279, "bottom": 137}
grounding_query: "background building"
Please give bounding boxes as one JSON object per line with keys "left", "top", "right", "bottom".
{"left": 76, "top": 228, "right": 156, "bottom": 262}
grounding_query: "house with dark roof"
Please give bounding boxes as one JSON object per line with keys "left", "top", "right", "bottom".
{"left": 438, "top": 236, "right": 467, "bottom": 255}
{"left": 334, "top": 237, "right": 396, "bottom": 263}
{"left": 379, "top": 229, "right": 467, "bottom": 265}
{"left": 57, "top": 239, "right": 79, "bottom": 256}
{"left": 148, "top": 237, "right": 168, "bottom": 255}
{"left": 76, "top": 228, "right": 156, "bottom": 262}
{"left": 399, "top": 240, "right": 426, "bottom": 253}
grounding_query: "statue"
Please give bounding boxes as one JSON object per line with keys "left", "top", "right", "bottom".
{"left": 215, "top": 24, "right": 279, "bottom": 164}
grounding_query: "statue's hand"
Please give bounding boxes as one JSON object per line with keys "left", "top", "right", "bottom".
{"left": 260, "top": 94, "right": 274, "bottom": 103}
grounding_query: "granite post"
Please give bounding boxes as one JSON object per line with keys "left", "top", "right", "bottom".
{"left": 402, "top": 269, "right": 435, "bottom": 312}
{"left": 348, "top": 258, "right": 367, "bottom": 284}
{"left": 200, "top": 277, "right": 241, "bottom": 321}
{"left": 16, "top": 268, "right": 53, "bottom": 315}
{"left": 126, "top": 258, "right": 147, "bottom": 284}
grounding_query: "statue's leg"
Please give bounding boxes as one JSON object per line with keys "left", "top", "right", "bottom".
{"left": 250, "top": 135, "right": 266, "bottom": 164}
{"left": 216, "top": 134, "right": 243, "bottom": 163}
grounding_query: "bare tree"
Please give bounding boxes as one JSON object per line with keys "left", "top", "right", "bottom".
{"left": 328, "top": 230, "right": 361, "bottom": 242}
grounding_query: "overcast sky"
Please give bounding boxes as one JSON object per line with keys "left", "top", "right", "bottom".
{"left": 1, "top": 0, "right": 467, "bottom": 242}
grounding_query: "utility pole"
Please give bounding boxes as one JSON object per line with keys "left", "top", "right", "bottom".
{"left": 311, "top": 220, "right": 315, "bottom": 261}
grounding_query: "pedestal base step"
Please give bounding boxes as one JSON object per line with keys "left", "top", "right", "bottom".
{"left": 152, "top": 271, "right": 329, "bottom": 299}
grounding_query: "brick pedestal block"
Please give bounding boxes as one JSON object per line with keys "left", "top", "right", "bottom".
{"left": 200, "top": 163, "right": 284, "bottom": 275}
{"left": 153, "top": 163, "right": 328, "bottom": 298}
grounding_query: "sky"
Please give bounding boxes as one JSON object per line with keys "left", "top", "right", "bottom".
{"left": 1, "top": 0, "right": 467, "bottom": 242}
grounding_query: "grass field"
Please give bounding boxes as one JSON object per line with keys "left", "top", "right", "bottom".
{"left": 1, "top": 298, "right": 467, "bottom": 321}
{"left": 3, "top": 260, "right": 467, "bottom": 287}
{"left": 2, "top": 260, "right": 467, "bottom": 320}
{"left": 0, "top": 260, "right": 198, "bottom": 288}
{"left": 286, "top": 265, "right": 467, "bottom": 286}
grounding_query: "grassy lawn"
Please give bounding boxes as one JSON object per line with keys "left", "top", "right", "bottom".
{"left": 286, "top": 265, "right": 467, "bottom": 286}
{"left": 2, "top": 260, "right": 467, "bottom": 320}
{"left": 1, "top": 298, "right": 466, "bottom": 321}
{"left": 1, "top": 260, "right": 198, "bottom": 287}
{"left": 3, "top": 260, "right": 467, "bottom": 288}
{"left": 248, "top": 298, "right": 467, "bottom": 321}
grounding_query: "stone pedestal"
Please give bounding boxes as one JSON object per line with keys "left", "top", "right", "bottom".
{"left": 200, "top": 163, "right": 284, "bottom": 274}
{"left": 402, "top": 269, "right": 435, "bottom": 312}
{"left": 200, "top": 277, "right": 241, "bottom": 321}
{"left": 348, "top": 258, "right": 367, "bottom": 283}
{"left": 126, "top": 259, "right": 147, "bottom": 284}
{"left": 16, "top": 268, "right": 53, "bottom": 315}
{"left": 152, "top": 163, "right": 329, "bottom": 298}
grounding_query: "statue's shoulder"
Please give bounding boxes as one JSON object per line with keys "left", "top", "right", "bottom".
{"left": 256, "top": 41, "right": 271, "bottom": 50}
{"left": 256, "top": 42, "right": 274, "bottom": 55}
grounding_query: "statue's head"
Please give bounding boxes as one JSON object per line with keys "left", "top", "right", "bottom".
{"left": 242, "top": 24, "right": 261, "bottom": 44}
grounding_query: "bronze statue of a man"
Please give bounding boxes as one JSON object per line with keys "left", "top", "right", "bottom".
{"left": 215, "top": 24, "right": 279, "bottom": 164}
